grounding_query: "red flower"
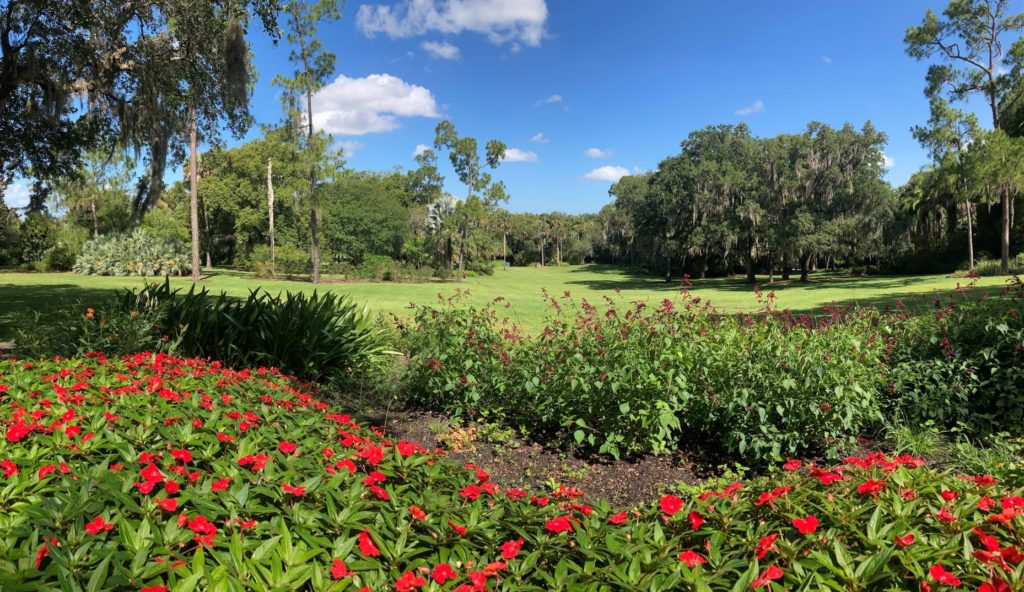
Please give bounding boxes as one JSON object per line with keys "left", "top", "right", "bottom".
{"left": 688, "top": 511, "right": 704, "bottom": 530}
{"left": 1, "top": 459, "right": 17, "bottom": 478}
{"left": 856, "top": 479, "right": 885, "bottom": 496}
{"left": 501, "top": 538, "right": 523, "bottom": 559}
{"left": 782, "top": 459, "right": 801, "bottom": 472}
{"left": 282, "top": 483, "right": 306, "bottom": 497}
{"left": 156, "top": 497, "right": 178, "bottom": 512}
{"left": 894, "top": 533, "right": 915, "bottom": 548}
{"left": 38, "top": 464, "right": 56, "bottom": 480}
{"left": 330, "top": 559, "right": 351, "bottom": 579}
{"left": 608, "top": 512, "right": 629, "bottom": 525}
{"left": 545, "top": 515, "right": 574, "bottom": 533}
{"left": 170, "top": 449, "right": 192, "bottom": 463}
{"left": 978, "top": 496, "right": 996, "bottom": 511}
{"left": 409, "top": 505, "right": 426, "bottom": 521}
{"left": 928, "top": 564, "right": 961, "bottom": 587}
{"left": 936, "top": 507, "right": 957, "bottom": 523}
{"left": 659, "top": 494, "right": 683, "bottom": 516}
{"left": 431, "top": 563, "right": 458, "bottom": 584}
{"left": 395, "top": 571, "right": 426, "bottom": 592}
{"left": 35, "top": 543, "right": 49, "bottom": 570}
{"left": 212, "top": 477, "right": 231, "bottom": 492}
{"left": 792, "top": 515, "right": 818, "bottom": 535}
{"left": 751, "top": 565, "right": 783, "bottom": 589}
{"left": 85, "top": 515, "right": 114, "bottom": 535}
{"left": 448, "top": 519, "right": 467, "bottom": 536}
{"left": 940, "top": 490, "right": 958, "bottom": 502}
{"left": 357, "top": 529, "right": 381, "bottom": 557}
{"left": 278, "top": 441, "right": 297, "bottom": 454}
{"left": 140, "top": 586, "right": 168, "bottom": 592}
{"left": 140, "top": 463, "right": 165, "bottom": 484}
{"left": 677, "top": 550, "right": 707, "bottom": 568}
{"left": 754, "top": 534, "right": 778, "bottom": 559}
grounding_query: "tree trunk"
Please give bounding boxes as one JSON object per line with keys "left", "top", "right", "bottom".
{"left": 188, "top": 105, "right": 201, "bottom": 282}
{"left": 1001, "top": 186, "right": 1011, "bottom": 273}
{"left": 966, "top": 200, "right": 974, "bottom": 271}
{"left": 664, "top": 251, "right": 672, "bottom": 282}
{"left": 744, "top": 248, "right": 755, "bottom": 283}
{"left": 267, "top": 158, "right": 276, "bottom": 276}
{"left": 800, "top": 252, "right": 811, "bottom": 282}
{"left": 90, "top": 198, "right": 99, "bottom": 239}
{"left": 502, "top": 232, "right": 507, "bottom": 268}
{"left": 304, "top": 81, "right": 320, "bottom": 283}
{"left": 445, "top": 236, "right": 453, "bottom": 278}
{"left": 556, "top": 239, "right": 561, "bottom": 265}
{"left": 457, "top": 231, "right": 465, "bottom": 279}
{"left": 202, "top": 196, "right": 212, "bottom": 268}
{"left": 539, "top": 239, "right": 545, "bottom": 266}
{"left": 782, "top": 253, "right": 790, "bottom": 281}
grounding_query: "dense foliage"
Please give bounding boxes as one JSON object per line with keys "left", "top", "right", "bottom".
{"left": 400, "top": 281, "right": 1024, "bottom": 463}
{"left": 1, "top": 354, "right": 1023, "bottom": 591}
{"left": 73, "top": 230, "right": 190, "bottom": 277}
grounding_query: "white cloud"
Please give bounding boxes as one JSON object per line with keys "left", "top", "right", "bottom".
{"left": 534, "top": 93, "right": 562, "bottom": 107}
{"left": 530, "top": 132, "right": 549, "bottom": 144}
{"left": 311, "top": 74, "right": 440, "bottom": 136}
{"left": 583, "top": 165, "right": 630, "bottom": 182}
{"left": 338, "top": 140, "right": 364, "bottom": 157}
{"left": 2, "top": 181, "right": 30, "bottom": 210}
{"left": 822, "top": 56, "right": 832, "bottom": 65}
{"left": 735, "top": 99, "right": 764, "bottom": 116}
{"left": 584, "top": 147, "right": 612, "bottom": 159}
{"left": 422, "top": 40, "right": 460, "bottom": 60}
{"left": 502, "top": 148, "right": 539, "bottom": 163}
{"left": 413, "top": 144, "right": 431, "bottom": 157}
{"left": 357, "top": 0, "right": 548, "bottom": 47}
{"left": 882, "top": 153, "right": 895, "bottom": 168}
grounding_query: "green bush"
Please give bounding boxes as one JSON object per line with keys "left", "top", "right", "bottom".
{"left": 952, "top": 254, "right": 1024, "bottom": 277}
{"left": 74, "top": 229, "right": 190, "bottom": 276}
{"left": 400, "top": 293, "right": 886, "bottom": 462}
{"left": 248, "top": 244, "right": 310, "bottom": 278}
{"left": 0, "top": 202, "right": 21, "bottom": 266}
{"left": 3, "top": 355, "right": 1023, "bottom": 591}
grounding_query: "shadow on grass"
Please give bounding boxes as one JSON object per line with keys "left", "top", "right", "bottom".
{"left": 0, "top": 283, "right": 120, "bottom": 339}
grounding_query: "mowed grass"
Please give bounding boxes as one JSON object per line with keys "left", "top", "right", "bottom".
{"left": 0, "top": 264, "right": 1013, "bottom": 339}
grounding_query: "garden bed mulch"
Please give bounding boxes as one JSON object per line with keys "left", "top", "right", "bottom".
{"left": 376, "top": 409, "right": 701, "bottom": 506}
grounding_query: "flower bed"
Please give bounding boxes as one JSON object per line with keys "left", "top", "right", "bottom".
{"left": 0, "top": 354, "right": 1021, "bottom": 590}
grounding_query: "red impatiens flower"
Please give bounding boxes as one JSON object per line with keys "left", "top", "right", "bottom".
{"left": 501, "top": 538, "right": 523, "bottom": 559}
{"left": 688, "top": 511, "right": 704, "bottom": 530}
{"left": 894, "top": 533, "right": 915, "bottom": 548}
{"left": 751, "top": 564, "right": 784, "bottom": 589}
{"left": 544, "top": 515, "right": 574, "bottom": 533}
{"left": 782, "top": 459, "right": 802, "bottom": 472}
{"left": 38, "top": 464, "right": 56, "bottom": 480}
{"left": 330, "top": 559, "right": 351, "bottom": 579}
{"left": 928, "top": 564, "right": 961, "bottom": 587}
{"left": 856, "top": 479, "right": 885, "bottom": 496}
{"left": 677, "top": 550, "right": 707, "bottom": 568}
{"left": 35, "top": 543, "right": 49, "bottom": 570}
{"left": 395, "top": 571, "right": 427, "bottom": 592}
{"left": 940, "top": 490, "right": 958, "bottom": 502}
{"left": 936, "top": 507, "right": 957, "bottom": 523}
{"left": 278, "top": 441, "right": 297, "bottom": 454}
{"left": 978, "top": 496, "right": 996, "bottom": 511}
{"left": 608, "top": 512, "right": 629, "bottom": 525}
{"left": 409, "top": 505, "right": 426, "bottom": 521}
{"left": 792, "top": 515, "right": 819, "bottom": 535}
{"left": 155, "top": 497, "right": 178, "bottom": 512}
{"left": 85, "top": 515, "right": 114, "bottom": 535}
{"left": 754, "top": 534, "right": 778, "bottom": 559}
{"left": 140, "top": 586, "right": 168, "bottom": 592}
{"left": 431, "top": 563, "right": 458, "bottom": 584}
{"left": 448, "top": 519, "right": 467, "bottom": 536}
{"left": 659, "top": 494, "right": 683, "bottom": 516}
{"left": 211, "top": 477, "right": 231, "bottom": 492}
{"left": 1, "top": 459, "right": 17, "bottom": 478}
{"left": 357, "top": 529, "right": 381, "bottom": 557}
{"left": 170, "top": 449, "right": 192, "bottom": 463}
{"left": 282, "top": 483, "right": 306, "bottom": 497}
{"left": 140, "top": 463, "right": 165, "bottom": 484}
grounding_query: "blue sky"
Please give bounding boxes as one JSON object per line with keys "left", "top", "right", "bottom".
{"left": 2, "top": 1, "right": 1002, "bottom": 213}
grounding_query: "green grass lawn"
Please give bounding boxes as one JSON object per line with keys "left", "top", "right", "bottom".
{"left": 0, "top": 265, "right": 1013, "bottom": 339}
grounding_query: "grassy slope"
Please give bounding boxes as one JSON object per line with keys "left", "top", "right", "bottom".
{"left": 0, "top": 265, "right": 1012, "bottom": 338}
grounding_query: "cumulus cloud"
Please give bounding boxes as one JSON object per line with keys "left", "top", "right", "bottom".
{"left": 502, "top": 148, "right": 539, "bottom": 163}
{"left": 311, "top": 74, "right": 440, "bottom": 136}
{"left": 584, "top": 147, "right": 611, "bottom": 159}
{"left": 413, "top": 144, "right": 432, "bottom": 157}
{"left": 338, "top": 141, "right": 364, "bottom": 158}
{"left": 357, "top": 0, "right": 548, "bottom": 47}
{"left": 422, "top": 40, "right": 460, "bottom": 60}
{"left": 882, "top": 153, "right": 895, "bottom": 168}
{"left": 530, "top": 132, "right": 549, "bottom": 144}
{"left": 534, "top": 93, "right": 562, "bottom": 107}
{"left": 2, "top": 181, "right": 30, "bottom": 210}
{"left": 583, "top": 165, "right": 630, "bottom": 182}
{"left": 735, "top": 99, "right": 764, "bottom": 116}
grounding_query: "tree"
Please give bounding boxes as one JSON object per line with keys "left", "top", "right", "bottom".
{"left": 274, "top": 0, "right": 341, "bottom": 284}
{"left": 0, "top": 200, "right": 20, "bottom": 266}
{"left": 432, "top": 121, "right": 507, "bottom": 278}
{"left": 906, "top": 0, "right": 1024, "bottom": 271}
{"left": 52, "top": 149, "right": 134, "bottom": 239}
{"left": 405, "top": 148, "right": 445, "bottom": 206}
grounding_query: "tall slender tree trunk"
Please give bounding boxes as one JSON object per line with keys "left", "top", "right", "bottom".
{"left": 188, "top": 104, "right": 201, "bottom": 282}
{"left": 664, "top": 251, "right": 672, "bottom": 282}
{"left": 445, "top": 236, "right": 453, "bottom": 278}
{"left": 744, "top": 248, "right": 755, "bottom": 283}
{"left": 267, "top": 158, "right": 276, "bottom": 276}
{"left": 782, "top": 253, "right": 790, "bottom": 281}
{"left": 966, "top": 200, "right": 974, "bottom": 271}
{"left": 502, "top": 232, "right": 507, "bottom": 268}
{"left": 556, "top": 239, "right": 561, "bottom": 265}
{"left": 800, "top": 252, "right": 811, "bottom": 282}
{"left": 457, "top": 231, "right": 465, "bottom": 279}
{"left": 90, "top": 199, "right": 98, "bottom": 239}
{"left": 539, "top": 239, "right": 545, "bottom": 266}
{"left": 304, "top": 85, "right": 320, "bottom": 283}
{"left": 1001, "top": 186, "right": 1010, "bottom": 273}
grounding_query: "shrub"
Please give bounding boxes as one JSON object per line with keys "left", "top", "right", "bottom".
{"left": 1, "top": 354, "right": 1022, "bottom": 591}
{"left": 400, "top": 292, "right": 886, "bottom": 462}
{"left": 249, "top": 244, "right": 311, "bottom": 278}
{"left": 74, "top": 229, "right": 190, "bottom": 276}
{"left": 952, "top": 255, "right": 1024, "bottom": 277}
